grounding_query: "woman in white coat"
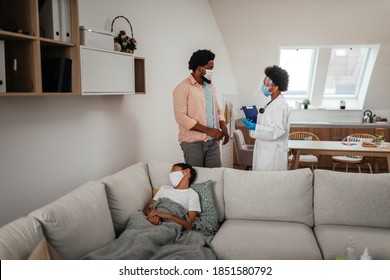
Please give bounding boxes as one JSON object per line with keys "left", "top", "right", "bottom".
{"left": 242, "top": 65, "right": 290, "bottom": 171}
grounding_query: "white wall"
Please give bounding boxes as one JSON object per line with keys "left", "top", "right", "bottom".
{"left": 208, "top": 0, "right": 390, "bottom": 121}
{"left": 0, "top": 0, "right": 238, "bottom": 226}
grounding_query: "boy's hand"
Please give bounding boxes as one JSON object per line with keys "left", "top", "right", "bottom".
{"left": 148, "top": 210, "right": 158, "bottom": 217}
{"left": 148, "top": 216, "right": 161, "bottom": 225}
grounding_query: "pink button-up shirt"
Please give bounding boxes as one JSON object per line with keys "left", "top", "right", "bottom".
{"left": 173, "top": 74, "right": 225, "bottom": 143}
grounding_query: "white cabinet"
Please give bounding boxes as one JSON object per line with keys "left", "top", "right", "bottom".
{"left": 80, "top": 46, "right": 135, "bottom": 95}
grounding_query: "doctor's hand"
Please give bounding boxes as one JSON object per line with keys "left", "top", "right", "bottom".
{"left": 242, "top": 118, "right": 256, "bottom": 131}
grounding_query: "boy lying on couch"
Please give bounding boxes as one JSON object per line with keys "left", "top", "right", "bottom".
{"left": 82, "top": 163, "right": 216, "bottom": 260}
{"left": 144, "top": 163, "right": 200, "bottom": 229}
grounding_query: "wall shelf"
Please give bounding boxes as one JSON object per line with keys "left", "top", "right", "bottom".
{"left": 134, "top": 56, "right": 146, "bottom": 94}
{"left": 1, "top": 0, "right": 146, "bottom": 97}
{"left": 0, "top": 0, "right": 80, "bottom": 96}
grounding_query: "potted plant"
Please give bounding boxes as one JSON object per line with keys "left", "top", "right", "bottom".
{"left": 340, "top": 100, "right": 346, "bottom": 110}
{"left": 302, "top": 99, "right": 311, "bottom": 109}
{"left": 114, "top": 30, "right": 137, "bottom": 53}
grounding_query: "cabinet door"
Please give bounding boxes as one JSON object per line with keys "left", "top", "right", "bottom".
{"left": 80, "top": 46, "right": 135, "bottom": 95}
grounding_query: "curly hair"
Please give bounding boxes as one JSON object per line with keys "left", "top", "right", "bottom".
{"left": 172, "top": 163, "right": 197, "bottom": 185}
{"left": 188, "top": 49, "right": 215, "bottom": 71}
{"left": 264, "top": 65, "right": 289, "bottom": 92}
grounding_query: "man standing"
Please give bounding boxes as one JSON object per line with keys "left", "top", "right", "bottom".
{"left": 173, "top": 49, "right": 229, "bottom": 168}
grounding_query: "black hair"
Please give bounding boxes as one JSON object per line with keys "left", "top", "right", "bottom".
{"left": 172, "top": 163, "right": 197, "bottom": 185}
{"left": 188, "top": 49, "right": 215, "bottom": 72}
{"left": 264, "top": 65, "right": 289, "bottom": 92}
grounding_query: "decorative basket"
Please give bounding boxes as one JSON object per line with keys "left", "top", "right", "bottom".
{"left": 111, "top": 15, "right": 137, "bottom": 53}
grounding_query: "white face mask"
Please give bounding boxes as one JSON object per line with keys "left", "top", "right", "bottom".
{"left": 169, "top": 171, "right": 184, "bottom": 188}
{"left": 203, "top": 69, "right": 213, "bottom": 81}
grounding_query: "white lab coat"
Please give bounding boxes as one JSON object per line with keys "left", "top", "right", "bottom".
{"left": 250, "top": 95, "right": 290, "bottom": 171}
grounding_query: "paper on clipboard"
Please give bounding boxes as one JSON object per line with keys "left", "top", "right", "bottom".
{"left": 242, "top": 105, "right": 258, "bottom": 123}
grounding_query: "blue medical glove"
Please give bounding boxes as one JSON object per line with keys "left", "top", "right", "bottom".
{"left": 242, "top": 118, "right": 256, "bottom": 130}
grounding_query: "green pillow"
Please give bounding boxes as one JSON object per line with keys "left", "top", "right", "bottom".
{"left": 190, "top": 180, "right": 219, "bottom": 230}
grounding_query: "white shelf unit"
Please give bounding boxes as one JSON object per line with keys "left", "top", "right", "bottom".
{"left": 80, "top": 46, "right": 135, "bottom": 95}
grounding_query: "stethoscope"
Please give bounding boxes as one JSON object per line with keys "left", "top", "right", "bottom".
{"left": 259, "top": 94, "right": 280, "bottom": 114}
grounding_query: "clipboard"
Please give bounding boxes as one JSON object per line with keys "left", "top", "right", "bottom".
{"left": 242, "top": 105, "right": 258, "bottom": 123}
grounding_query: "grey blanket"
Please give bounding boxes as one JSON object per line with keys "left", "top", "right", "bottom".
{"left": 82, "top": 198, "right": 216, "bottom": 260}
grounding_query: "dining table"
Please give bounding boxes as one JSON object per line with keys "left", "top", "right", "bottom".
{"left": 288, "top": 140, "right": 390, "bottom": 173}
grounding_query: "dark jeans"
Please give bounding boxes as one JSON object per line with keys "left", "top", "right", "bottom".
{"left": 180, "top": 140, "right": 221, "bottom": 168}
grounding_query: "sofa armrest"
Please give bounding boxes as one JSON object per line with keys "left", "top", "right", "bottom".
{"left": 0, "top": 216, "right": 44, "bottom": 260}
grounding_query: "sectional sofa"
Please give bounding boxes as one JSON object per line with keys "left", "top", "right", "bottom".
{"left": 1, "top": 160, "right": 389, "bottom": 260}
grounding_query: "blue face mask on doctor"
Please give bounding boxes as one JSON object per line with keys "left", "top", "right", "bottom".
{"left": 262, "top": 85, "right": 272, "bottom": 97}
{"left": 262, "top": 77, "right": 275, "bottom": 97}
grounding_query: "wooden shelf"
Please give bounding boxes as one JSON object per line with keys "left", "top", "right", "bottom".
{"left": 1, "top": 0, "right": 144, "bottom": 97}
{"left": 0, "top": 30, "right": 37, "bottom": 41}
{"left": 134, "top": 56, "right": 146, "bottom": 94}
{"left": 40, "top": 37, "right": 76, "bottom": 47}
{"left": 0, "top": 0, "right": 80, "bottom": 96}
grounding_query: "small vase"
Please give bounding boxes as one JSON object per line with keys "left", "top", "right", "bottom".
{"left": 114, "top": 42, "right": 121, "bottom": 52}
{"left": 304, "top": 104, "right": 308, "bottom": 109}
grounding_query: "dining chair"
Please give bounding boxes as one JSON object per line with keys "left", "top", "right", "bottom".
{"left": 233, "top": 129, "right": 254, "bottom": 170}
{"left": 288, "top": 132, "right": 320, "bottom": 170}
{"left": 332, "top": 133, "right": 376, "bottom": 173}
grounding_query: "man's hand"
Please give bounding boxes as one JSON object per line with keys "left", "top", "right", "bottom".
{"left": 206, "top": 127, "right": 224, "bottom": 140}
{"left": 220, "top": 122, "right": 230, "bottom": 145}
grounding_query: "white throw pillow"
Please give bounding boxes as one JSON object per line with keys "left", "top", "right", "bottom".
{"left": 101, "top": 162, "right": 152, "bottom": 236}
{"left": 30, "top": 181, "right": 115, "bottom": 259}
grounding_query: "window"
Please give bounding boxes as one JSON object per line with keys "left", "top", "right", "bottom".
{"left": 324, "top": 47, "right": 368, "bottom": 97}
{"left": 280, "top": 49, "right": 315, "bottom": 97}
{"left": 279, "top": 45, "right": 380, "bottom": 110}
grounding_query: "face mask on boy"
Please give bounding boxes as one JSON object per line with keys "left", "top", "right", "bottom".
{"left": 169, "top": 171, "right": 185, "bottom": 188}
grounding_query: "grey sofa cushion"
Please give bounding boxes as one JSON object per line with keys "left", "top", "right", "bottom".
{"left": 100, "top": 162, "right": 152, "bottom": 236}
{"left": 29, "top": 181, "right": 115, "bottom": 259}
{"left": 212, "top": 219, "right": 322, "bottom": 260}
{"left": 147, "top": 160, "right": 225, "bottom": 222}
{"left": 224, "top": 168, "right": 314, "bottom": 226}
{"left": 0, "top": 216, "right": 44, "bottom": 260}
{"left": 314, "top": 170, "right": 390, "bottom": 228}
{"left": 314, "top": 224, "right": 390, "bottom": 260}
